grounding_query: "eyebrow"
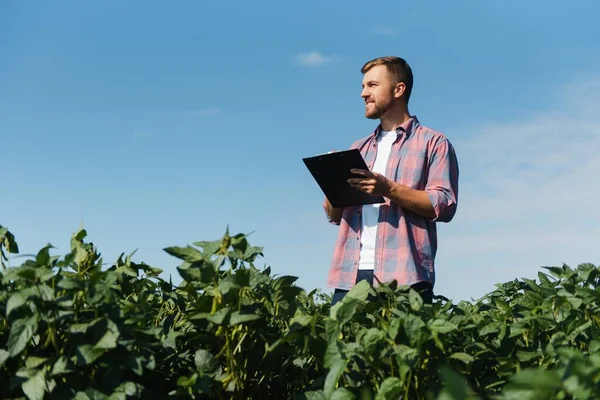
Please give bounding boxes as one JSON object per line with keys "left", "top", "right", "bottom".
{"left": 362, "top": 80, "right": 378, "bottom": 87}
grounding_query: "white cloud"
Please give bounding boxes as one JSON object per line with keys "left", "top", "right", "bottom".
{"left": 373, "top": 27, "right": 396, "bottom": 36}
{"left": 434, "top": 77, "right": 600, "bottom": 302}
{"left": 296, "top": 52, "right": 340, "bottom": 67}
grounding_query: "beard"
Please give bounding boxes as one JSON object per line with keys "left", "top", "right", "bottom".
{"left": 364, "top": 96, "right": 394, "bottom": 120}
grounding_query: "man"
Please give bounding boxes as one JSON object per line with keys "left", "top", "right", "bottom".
{"left": 324, "top": 56, "right": 459, "bottom": 306}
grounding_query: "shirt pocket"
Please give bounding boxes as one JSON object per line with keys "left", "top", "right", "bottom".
{"left": 395, "top": 148, "right": 428, "bottom": 189}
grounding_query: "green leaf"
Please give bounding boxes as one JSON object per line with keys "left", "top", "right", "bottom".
{"left": 229, "top": 311, "right": 261, "bottom": 326}
{"left": 272, "top": 275, "right": 299, "bottom": 290}
{"left": 449, "top": 352, "right": 474, "bottom": 364}
{"left": 6, "top": 292, "right": 27, "bottom": 316}
{"left": 375, "top": 377, "right": 402, "bottom": 400}
{"left": 537, "top": 271, "right": 554, "bottom": 286}
{"left": 544, "top": 266, "right": 566, "bottom": 279}
{"left": 404, "top": 314, "right": 426, "bottom": 347}
{"left": 0, "top": 226, "right": 19, "bottom": 254}
{"left": 116, "top": 265, "right": 138, "bottom": 277}
{"left": 0, "top": 349, "right": 9, "bottom": 367}
{"left": 177, "top": 260, "right": 216, "bottom": 284}
{"left": 192, "top": 240, "right": 222, "bottom": 257}
{"left": 25, "top": 356, "right": 47, "bottom": 369}
{"left": 51, "top": 356, "right": 71, "bottom": 376}
{"left": 22, "top": 369, "right": 46, "bottom": 400}
{"left": 479, "top": 321, "right": 499, "bottom": 336}
{"left": 362, "top": 328, "right": 385, "bottom": 351}
{"left": 566, "top": 320, "right": 592, "bottom": 342}
{"left": 206, "top": 307, "right": 231, "bottom": 325}
{"left": 57, "top": 278, "right": 84, "bottom": 290}
{"left": 162, "top": 330, "right": 183, "bottom": 350}
{"left": 409, "top": 288, "right": 423, "bottom": 311}
{"left": 437, "top": 365, "right": 473, "bottom": 400}
{"left": 301, "top": 391, "right": 327, "bottom": 400}
{"left": 331, "top": 388, "right": 357, "bottom": 400}
{"left": 194, "top": 349, "right": 215, "bottom": 372}
{"left": 177, "top": 374, "right": 198, "bottom": 388}
{"left": 324, "top": 320, "right": 343, "bottom": 368}
{"left": 93, "top": 319, "right": 120, "bottom": 349}
{"left": 163, "top": 245, "right": 205, "bottom": 262}
{"left": 36, "top": 244, "right": 54, "bottom": 267}
{"left": 324, "top": 358, "right": 347, "bottom": 397}
{"left": 8, "top": 316, "right": 38, "bottom": 357}
{"left": 139, "top": 262, "right": 163, "bottom": 277}
{"left": 394, "top": 344, "right": 418, "bottom": 363}
{"left": 589, "top": 339, "right": 600, "bottom": 353}
{"left": 335, "top": 299, "right": 359, "bottom": 326}
{"left": 495, "top": 299, "right": 512, "bottom": 314}
{"left": 76, "top": 344, "right": 106, "bottom": 365}
{"left": 506, "top": 368, "right": 562, "bottom": 391}
{"left": 70, "top": 321, "right": 93, "bottom": 334}
{"left": 522, "top": 278, "right": 538, "bottom": 291}
{"left": 345, "top": 279, "right": 371, "bottom": 302}
{"left": 429, "top": 319, "right": 457, "bottom": 334}
{"left": 290, "top": 315, "right": 314, "bottom": 329}
{"left": 516, "top": 351, "right": 539, "bottom": 362}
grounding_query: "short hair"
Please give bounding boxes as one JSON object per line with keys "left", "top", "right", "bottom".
{"left": 361, "top": 56, "right": 413, "bottom": 104}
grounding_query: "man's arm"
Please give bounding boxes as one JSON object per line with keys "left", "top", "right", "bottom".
{"left": 386, "top": 185, "right": 436, "bottom": 219}
{"left": 420, "top": 136, "right": 459, "bottom": 222}
{"left": 347, "top": 171, "right": 436, "bottom": 219}
{"left": 348, "top": 136, "right": 459, "bottom": 222}
{"left": 323, "top": 197, "right": 343, "bottom": 225}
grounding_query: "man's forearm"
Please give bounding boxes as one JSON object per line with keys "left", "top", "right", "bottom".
{"left": 387, "top": 183, "right": 436, "bottom": 219}
{"left": 324, "top": 198, "right": 344, "bottom": 224}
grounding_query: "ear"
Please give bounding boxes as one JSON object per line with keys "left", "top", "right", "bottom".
{"left": 394, "top": 82, "right": 406, "bottom": 99}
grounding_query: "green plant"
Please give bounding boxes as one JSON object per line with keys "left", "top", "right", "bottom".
{"left": 1, "top": 224, "right": 599, "bottom": 399}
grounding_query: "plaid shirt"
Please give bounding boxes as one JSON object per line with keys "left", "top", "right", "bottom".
{"left": 324, "top": 116, "right": 459, "bottom": 290}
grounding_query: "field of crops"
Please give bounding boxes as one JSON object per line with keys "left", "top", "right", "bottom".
{"left": 1, "top": 224, "right": 599, "bottom": 399}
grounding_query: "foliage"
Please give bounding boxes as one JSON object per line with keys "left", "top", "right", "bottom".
{"left": 1, "top": 224, "right": 600, "bottom": 399}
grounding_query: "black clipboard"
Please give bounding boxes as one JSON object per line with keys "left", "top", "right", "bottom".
{"left": 302, "top": 149, "right": 386, "bottom": 208}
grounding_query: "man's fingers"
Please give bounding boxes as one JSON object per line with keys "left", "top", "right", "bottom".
{"left": 348, "top": 178, "right": 375, "bottom": 193}
{"left": 348, "top": 178, "right": 375, "bottom": 184}
{"left": 350, "top": 168, "right": 372, "bottom": 176}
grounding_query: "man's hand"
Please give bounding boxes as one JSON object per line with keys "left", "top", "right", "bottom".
{"left": 324, "top": 196, "right": 343, "bottom": 224}
{"left": 348, "top": 169, "right": 437, "bottom": 219}
{"left": 347, "top": 169, "right": 394, "bottom": 197}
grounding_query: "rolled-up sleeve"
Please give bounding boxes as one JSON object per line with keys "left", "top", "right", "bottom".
{"left": 425, "top": 137, "right": 459, "bottom": 223}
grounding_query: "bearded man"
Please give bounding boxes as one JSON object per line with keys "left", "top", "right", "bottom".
{"left": 324, "top": 56, "right": 459, "bottom": 306}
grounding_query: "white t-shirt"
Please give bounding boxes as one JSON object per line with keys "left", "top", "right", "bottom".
{"left": 358, "top": 130, "right": 396, "bottom": 270}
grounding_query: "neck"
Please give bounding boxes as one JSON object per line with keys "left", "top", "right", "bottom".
{"left": 379, "top": 105, "right": 411, "bottom": 131}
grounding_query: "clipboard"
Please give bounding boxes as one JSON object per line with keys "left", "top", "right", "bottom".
{"left": 302, "top": 149, "right": 386, "bottom": 208}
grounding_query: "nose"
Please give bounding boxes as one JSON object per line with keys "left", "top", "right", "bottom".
{"left": 361, "top": 87, "right": 369, "bottom": 98}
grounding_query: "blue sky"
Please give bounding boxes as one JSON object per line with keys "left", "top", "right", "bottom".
{"left": 2, "top": 0, "right": 600, "bottom": 302}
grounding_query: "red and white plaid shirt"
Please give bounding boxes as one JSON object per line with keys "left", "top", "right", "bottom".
{"left": 324, "top": 116, "right": 459, "bottom": 290}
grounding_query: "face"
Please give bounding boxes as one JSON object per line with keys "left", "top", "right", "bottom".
{"left": 360, "top": 65, "right": 405, "bottom": 119}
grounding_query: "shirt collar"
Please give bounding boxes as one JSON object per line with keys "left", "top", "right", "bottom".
{"left": 373, "top": 115, "right": 419, "bottom": 139}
